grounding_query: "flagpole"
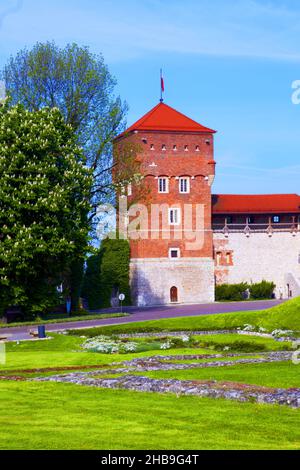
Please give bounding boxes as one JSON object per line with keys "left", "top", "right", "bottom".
{"left": 160, "top": 68, "right": 163, "bottom": 102}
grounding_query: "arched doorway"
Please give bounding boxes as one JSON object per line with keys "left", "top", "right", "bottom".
{"left": 170, "top": 286, "right": 178, "bottom": 303}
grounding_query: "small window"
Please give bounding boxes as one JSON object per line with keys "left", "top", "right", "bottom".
{"left": 169, "top": 248, "right": 180, "bottom": 259}
{"left": 179, "top": 177, "right": 190, "bottom": 194}
{"left": 195, "top": 145, "right": 200, "bottom": 152}
{"left": 226, "top": 252, "right": 231, "bottom": 264}
{"left": 127, "top": 183, "right": 132, "bottom": 196}
{"left": 184, "top": 145, "right": 189, "bottom": 152}
{"left": 150, "top": 144, "right": 154, "bottom": 150}
{"left": 216, "top": 252, "right": 222, "bottom": 266}
{"left": 173, "top": 145, "right": 177, "bottom": 151}
{"left": 162, "top": 144, "right": 166, "bottom": 151}
{"left": 247, "top": 216, "right": 254, "bottom": 224}
{"left": 158, "top": 177, "right": 168, "bottom": 193}
{"left": 226, "top": 216, "right": 233, "bottom": 224}
{"left": 169, "top": 208, "right": 181, "bottom": 226}
{"left": 205, "top": 139, "right": 211, "bottom": 145}
{"left": 272, "top": 216, "right": 280, "bottom": 223}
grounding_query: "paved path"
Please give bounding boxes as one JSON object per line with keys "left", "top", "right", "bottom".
{"left": 0, "top": 299, "right": 283, "bottom": 342}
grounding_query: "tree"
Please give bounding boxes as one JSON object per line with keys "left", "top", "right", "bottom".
{"left": 1, "top": 42, "right": 141, "bottom": 224}
{"left": 81, "top": 252, "right": 103, "bottom": 310}
{"left": 0, "top": 102, "right": 92, "bottom": 316}
{"left": 98, "top": 239, "right": 131, "bottom": 308}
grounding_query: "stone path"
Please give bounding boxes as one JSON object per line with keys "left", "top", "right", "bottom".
{"left": 31, "top": 351, "right": 300, "bottom": 408}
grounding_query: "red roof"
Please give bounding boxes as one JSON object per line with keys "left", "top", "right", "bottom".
{"left": 117, "top": 102, "right": 216, "bottom": 138}
{"left": 212, "top": 194, "right": 300, "bottom": 214}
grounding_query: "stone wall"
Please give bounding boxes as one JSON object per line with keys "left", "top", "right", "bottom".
{"left": 213, "top": 231, "right": 300, "bottom": 298}
{"left": 130, "top": 257, "right": 215, "bottom": 306}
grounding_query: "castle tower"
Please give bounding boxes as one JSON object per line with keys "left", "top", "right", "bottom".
{"left": 114, "top": 102, "right": 217, "bottom": 306}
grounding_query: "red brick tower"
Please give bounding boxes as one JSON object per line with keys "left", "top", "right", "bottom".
{"left": 114, "top": 102, "right": 216, "bottom": 306}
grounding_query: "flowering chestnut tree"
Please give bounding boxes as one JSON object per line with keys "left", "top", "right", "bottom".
{"left": 0, "top": 103, "right": 92, "bottom": 315}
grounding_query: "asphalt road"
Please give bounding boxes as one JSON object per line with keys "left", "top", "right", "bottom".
{"left": 0, "top": 299, "right": 283, "bottom": 342}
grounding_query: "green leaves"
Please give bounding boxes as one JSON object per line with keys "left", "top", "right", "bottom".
{"left": 0, "top": 104, "right": 92, "bottom": 316}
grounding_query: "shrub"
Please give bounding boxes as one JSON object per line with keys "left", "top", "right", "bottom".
{"left": 81, "top": 253, "right": 103, "bottom": 310}
{"left": 216, "top": 281, "right": 276, "bottom": 301}
{"left": 98, "top": 238, "right": 131, "bottom": 308}
{"left": 249, "top": 280, "right": 275, "bottom": 300}
{"left": 215, "top": 283, "right": 249, "bottom": 301}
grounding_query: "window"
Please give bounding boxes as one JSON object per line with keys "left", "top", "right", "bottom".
{"left": 169, "top": 208, "right": 181, "bottom": 226}
{"left": 216, "top": 252, "right": 222, "bottom": 266}
{"left": 169, "top": 248, "right": 180, "bottom": 259}
{"left": 184, "top": 145, "right": 189, "bottom": 152}
{"left": 179, "top": 177, "right": 190, "bottom": 194}
{"left": 173, "top": 145, "right": 177, "bottom": 151}
{"left": 158, "top": 177, "right": 168, "bottom": 193}
{"left": 150, "top": 144, "right": 154, "bottom": 151}
{"left": 226, "top": 252, "right": 231, "bottom": 264}
{"left": 195, "top": 145, "right": 200, "bottom": 152}
{"left": 162, "top": 144, "right": 166, "bottom": 151}
{"left": 226, "top": 216, "right": 233, "bottom": 224}
{"left": 247, "top": 216, "right": 254, "bottom": 224}
{"left": 272, "top": 216, "right": 280, "bottom": 223}
{"left": 127, "top": 183, "right": 132, "bottom": 196}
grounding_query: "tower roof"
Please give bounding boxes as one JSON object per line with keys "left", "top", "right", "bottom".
{"left": 116, "top": 102, "right": 216, "bottom": 139}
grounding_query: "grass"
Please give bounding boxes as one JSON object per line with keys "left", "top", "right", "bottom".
{"left": 135, "top": 361, "right": 300, "bottom": 389}
{"left": 0, "top": 312, "right": 127, "bottom": 329}
{"left": 1, "top": 300, "right": 300, "bottom": 450}
{"left": 0, "top": 381, "right": 299, "bottom": 450}
{"left": 69, "top": 297, "right": 300, "bottom": 337}
{"left": 0, "top": 334, "right": 214, "bottom": 372}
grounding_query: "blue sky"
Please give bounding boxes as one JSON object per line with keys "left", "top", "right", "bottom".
{"left": 0, "top": 0, "right": 300, "bottom": 194}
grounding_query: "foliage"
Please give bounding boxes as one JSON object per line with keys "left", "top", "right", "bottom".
{"left": 98, "top": 238, "right": 131, "bottom": 308}
{"left": 81, "top": 252, "right": 103, "bottom": 310}
{"left": 215, "top": 281, "right": 275, "bottom": 301}
{"left": 1, "top": 41, "right": 142, "bottom": 218}
{"left": 215, "top": 283, "right": 249, "bottom": 301}
{"left": 0, "top": 103, "right": 92, "bottom": 316}
{"left": 249, "top": 280, "right": 276, "bottom": 300}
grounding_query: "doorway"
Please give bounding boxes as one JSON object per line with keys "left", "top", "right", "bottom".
{"left": 170, "top": 286, "right": 178, "bottom": 303}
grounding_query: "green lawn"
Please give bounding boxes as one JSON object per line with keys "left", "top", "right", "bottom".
{"left": 1, "top": 299, "right": 300, "bottom": 450}
{"left": 69, "top": 297, "right": 300, "bottom": 336}
{"left": 135, "top": 361, "right": 300, "bottom": 389}
{"left": 0, "top": 381, "right": 299, "bottom": 450}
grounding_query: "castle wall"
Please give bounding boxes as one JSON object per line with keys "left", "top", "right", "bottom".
{"left": 130, "top": 258, "right": 215, "bottom": 306}
{"left": 213, "top": 231, "right": 300, "bottom": 298}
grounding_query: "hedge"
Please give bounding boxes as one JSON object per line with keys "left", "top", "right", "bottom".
{"left": 215, "top": 281, "right": 275, "bottom": 301}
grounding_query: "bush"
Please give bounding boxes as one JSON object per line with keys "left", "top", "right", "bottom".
{"left": 216, "top": 281, "right": 276, "bottom": 301}
{"left": 249, "top": 280, "right": 275, "bottom": 300}
{"left": 215, "top": 283, "right": 249, "bottom": 301}
{"left": 98, "top": 239, "right": 131, "bottom": 308}
{"left": 81, "top": 253, "right": 103, "bottom": 310}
